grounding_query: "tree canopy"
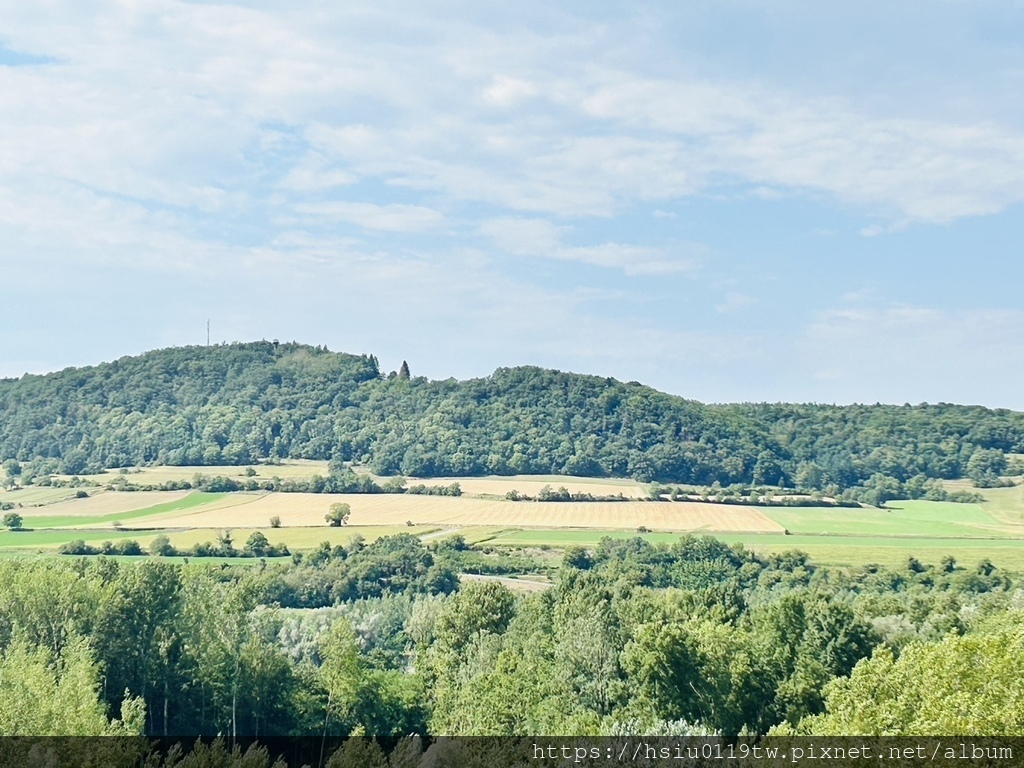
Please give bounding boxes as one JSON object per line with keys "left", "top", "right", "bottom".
{"left": 1, "top": 342, "right": 1022, "bottom": 495}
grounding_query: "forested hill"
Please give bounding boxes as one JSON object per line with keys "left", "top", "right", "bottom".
{"left": 1, "top": 341, "right": 1023, "bottom": 497}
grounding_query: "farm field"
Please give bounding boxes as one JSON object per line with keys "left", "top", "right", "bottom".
{"left": 55, "top": 466, "right": 648, "bottom": 499}
{"left": 478, "top": 528, "right": 1024, "bottom": 570}
{"left": 0, "top": 486, "right": 83, "bottom": 506}
{"left": 56, "top": 460, "right": 332, "bottom": 486}
{"left": 0, "top": 528, "right": 154, "bottom": 550}
{"left": 140, "top": 492, "right": 783, "bottom": 532}
{"left": 412, "top": 474, "right": 646, "bottom": 498}
{"left": 2, "top": 474, "right": 1024, "bottom": 571}
{"left": 973, "top": 483, "right": 1024, "bottom": 526}
{"left": 761, "top": 500, "right": 1024, "bottom": 539}
{"left": 26, "top": 492, "right": 236, "bottom": 529}
{"left": 26, "top": 490, "right": 193, "bottom": 518}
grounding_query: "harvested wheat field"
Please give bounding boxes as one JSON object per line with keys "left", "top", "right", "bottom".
{"left": 29, "top": 490, "right": 193, "bottom": 517}
{"left": 417, "top": 475, "right": 646, "bottom": 498}
{"left": 146, "top": 492, "right": 784, "bottom": 533}
{"left": 74, "top": 460, "right": 331, "bottom": 485}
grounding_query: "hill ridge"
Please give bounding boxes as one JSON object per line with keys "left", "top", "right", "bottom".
{"left": 0, "top": 342, "right": 1021, "bottom": 504}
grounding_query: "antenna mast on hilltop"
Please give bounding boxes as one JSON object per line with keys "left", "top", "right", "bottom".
{"left": 207, "top": 320, "right": 210, "bottom": 347}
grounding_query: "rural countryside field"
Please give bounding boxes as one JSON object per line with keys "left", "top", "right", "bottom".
{"left": 4, "top": 462, "right": 1024, "bottom": 570}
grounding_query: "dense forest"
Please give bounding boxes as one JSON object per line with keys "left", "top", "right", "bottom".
{"left": 1, "top": 342, "right": 1022, "bottom": 504}
{"left": 0, "top": 535, "right": 1019, "bottom": 746}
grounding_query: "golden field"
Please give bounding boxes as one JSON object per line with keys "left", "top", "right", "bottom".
{"left": 139, "top": 492, "right": 783, "bottom": 533}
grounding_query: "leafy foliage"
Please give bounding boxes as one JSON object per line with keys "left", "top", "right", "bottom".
{"left": 1, "top": 343, "right": 1021, "bottom": 500}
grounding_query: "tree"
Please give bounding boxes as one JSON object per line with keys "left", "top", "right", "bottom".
{"left": 794, "top": 461, "right": 823, "bottom": 491}
{"left": 0, "top": 638, "right": 145, "bottom": 736}
{"left": 244, "top": 531, "right": 271, "bottom": 557}
{"left": 2, "top": 459, "right": 20, "bottom": 489}
{"left": 753, "top": 451, "right": 784, "bottom": 486}
{"left": 216, "top": 529, "right": 235, "bottom": 556}
{"left": 398, "top": 361, "right": 411, "bottom": 380}
{"left": 2, "top": 512, "right": 22, "bottom": 531}
{"left": 149, "top": 534, "right": 175, "bottom": 557}
{"left": 326, "top": 503, "right": 351, "bottom": 527}
{"left": 782, "top": 614, "right": 1024, "bottom": 735}
{"left": 967, "top": 448, "right": 1008, "bottom": 487}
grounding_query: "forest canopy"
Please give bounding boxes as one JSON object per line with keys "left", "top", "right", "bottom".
{"left": 1, "top": 342, "right": 1022, "bottom": 500}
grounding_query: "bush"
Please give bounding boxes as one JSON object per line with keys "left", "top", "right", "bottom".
{"left": 269, "top": 515, "right": 282, "bottom": 528}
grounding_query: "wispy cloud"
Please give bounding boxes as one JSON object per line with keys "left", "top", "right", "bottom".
{"left": 0, "top": 1, "right": 1022, "bottom": 408}
{"left": 480, "top": 217, "right": 701, "bottom": 275}
{"left": 293, "top": 202, "right": 444, "bottom": 232}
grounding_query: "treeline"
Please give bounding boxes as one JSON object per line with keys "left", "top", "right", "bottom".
{"left": 0, "top": 533, "right": 1019, "bottom": 742}
{"left": 1, "top": 342, "right": 1023, "bottom": 499}
{"left": 101, "top": 469, "right": 462, "bottom": 497}
{"left": 59, "top": 530, "right": 291, "bottom": 559}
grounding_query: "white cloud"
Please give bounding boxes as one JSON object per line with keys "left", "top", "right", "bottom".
{"left": 0, "top": 0, "right": 1022, "bottom": 410}
{"left": 574, "top": 74, "right": 1024, "bottom": 223}
{"left": 482, "top": 76, "right": 538, "bottom": 107}
{"left": 0, "top": 0, "right": 1020, "bottom": 287}
{"left": 293, "top": 202, "right": 444, "bottom": 232}
{"left": 480, "top": 217, "right": 700, "bottom": 275}
{"left": 479, "top": 217, "right": 564, "bottom": 253}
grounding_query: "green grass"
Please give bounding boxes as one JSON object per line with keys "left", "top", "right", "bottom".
{"left": 482, "top": 527, "right": 1024, "bottom": 571}
{"left": 23, "top": 492, "right": 227, "bottom": 529}
{"left": 0, "top": 528, "right": 149, "bottom": 549}
{"left": 977, "top": 484, "right": 1024, "bottom": 526}
{"left": 723, "top": 533, "right": 1024, "bottom": 571}
{"left": 761, "top": 501, "right": 1020, "bottom": 538}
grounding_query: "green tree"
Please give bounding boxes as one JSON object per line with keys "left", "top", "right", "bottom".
{"left": 2, "top": 512, "right": 22, "bottom": 530}
{"left": 244, "top": 531, "right": 271, "bottom": 557}
{"left": 149, "top": 534, "right": 175, "bottom": 557}
{"left": 783, "top": 612, "right": 1024, "bottom": 735}
{"left": 326, "top": 503, "right": 351, "bottom": 527}
{"left": 0, "top": 637, "right": 145, "bottom": 735}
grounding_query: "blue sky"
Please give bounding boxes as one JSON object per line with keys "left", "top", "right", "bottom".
{"left": 1, "top": 1, "right": 1023, "bottom": 407}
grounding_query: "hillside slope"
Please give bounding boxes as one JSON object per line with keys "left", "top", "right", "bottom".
{"left": 1, "top": 342, "right": 1022, "bottom": 494}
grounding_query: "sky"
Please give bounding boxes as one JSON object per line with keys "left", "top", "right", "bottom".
{"left": 1, "top": 0, "right": 1023, "bottom": 408}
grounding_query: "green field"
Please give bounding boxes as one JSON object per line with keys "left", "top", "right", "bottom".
{"left": 0, "top": 528, "right": 152, "bottom": 550}
{"left": 761, "top": 500, "right": 1022, "bottom": 538}
{"left": 478, "top": 527, "right": 1024, "bottom": 570}
{"left": 22, "top": 492, "right": 228, "bottom": 529}
{"left": 4, "top": 480, "right": 1024, "bottom": 572}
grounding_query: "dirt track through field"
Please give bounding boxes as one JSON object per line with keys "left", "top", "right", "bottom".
{"left": 146, "top": 493, "right": 784, "bottom": 533}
